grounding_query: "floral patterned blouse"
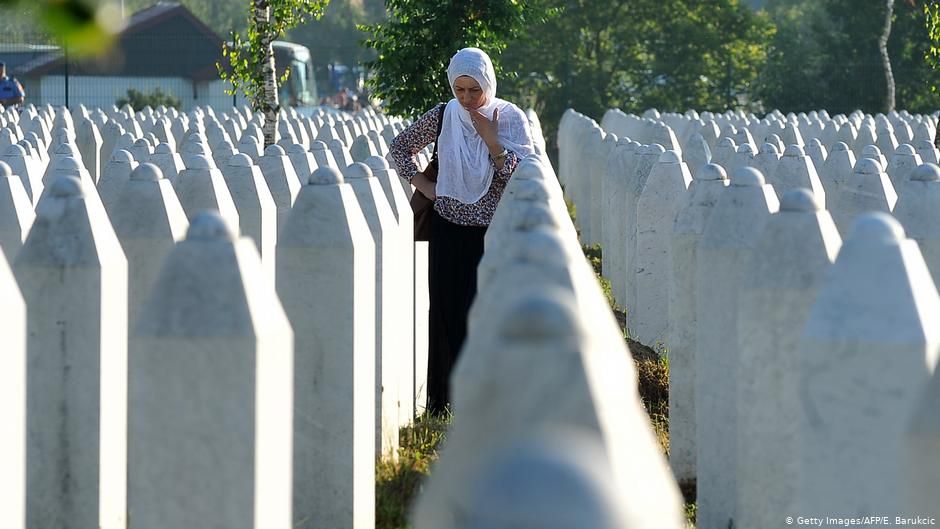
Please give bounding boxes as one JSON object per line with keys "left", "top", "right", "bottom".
{"left": 390, "top": 102, "right": 521, "bottom": 227}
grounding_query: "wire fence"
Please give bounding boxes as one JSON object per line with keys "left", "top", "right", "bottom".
{"left": 0, "top": 31, "right": 246, "bottom": 111}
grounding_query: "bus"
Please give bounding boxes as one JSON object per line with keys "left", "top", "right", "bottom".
{"left": 273, "top": 40, "right": 318, "bottom": 107}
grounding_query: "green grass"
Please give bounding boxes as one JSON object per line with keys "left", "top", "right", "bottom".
{"left": 375, "top": 411, "right": 452, "bottom": 529}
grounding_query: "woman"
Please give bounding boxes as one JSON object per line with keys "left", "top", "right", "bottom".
{"left": 390, "top": 47, "right": 536, "bottom": 414}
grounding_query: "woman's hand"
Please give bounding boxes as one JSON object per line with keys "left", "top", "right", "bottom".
{"left": 413, "top": 171, "right": 437, "bottom": 200}
{"left": 470, "top": 108, "right": 500, "bottom": 147}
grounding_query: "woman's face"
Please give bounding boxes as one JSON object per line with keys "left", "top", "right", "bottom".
{"left": 454, "top": 75, "right": 486, "bottom": 111}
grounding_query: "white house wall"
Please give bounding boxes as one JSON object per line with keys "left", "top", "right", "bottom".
{"left": 35, "top": 76, "right": 246, "bottom": 111}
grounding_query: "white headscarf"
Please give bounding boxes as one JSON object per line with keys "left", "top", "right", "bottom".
{"left": 437, "top": 47, "right": 535, "bottom": 204}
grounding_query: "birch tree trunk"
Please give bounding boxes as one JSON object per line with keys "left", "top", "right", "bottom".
{"left": 879, "top": 0, "right": 896, "bottom": 113}
{"left": 254, "top": 0, "right": 279, "bottom": 147}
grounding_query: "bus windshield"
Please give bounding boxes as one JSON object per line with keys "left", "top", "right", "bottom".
{"left": 273, "top": 40, "right": 317, "bottom": 107}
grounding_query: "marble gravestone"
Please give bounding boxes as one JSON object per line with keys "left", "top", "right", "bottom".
{"left": 276, "top": 166, "right": 376, "bottom": 529}
{"left": 221, "top": 153, "right": 278, "bottom": 280}
{"left": 633, "top": 150, "right": 691, "bottom": 348}
{"left": 345, "top": 162, "right": 409, "bottom": 452}
{"left": 108, "top": 163, "right": 189, "bottom": 327}
{"left": 460, "top": 430, "right": 631, "bottom": 529}
{"left": 696, "top": 166, "right": 778, "bottom": 529}
{"left": 128, "top": 212, "right": 293, "bottom": 529}
{"left": 0, "top": 161, "right": 34, "bottom": 260}
{"left": 798, "top": 213, "right": 940, "bottom": 519}
{"left": 0, "top": 248, "right": 26, "bottom": 529}
{"left": 668, "top": 163, "right": 727, "bottom": 483}
{"left": 736, "top": 189, "right": 841, "bottom": 529}
{"left": 894, "top": 163, "right": 940, "bottom": 284}
{"left": 14, "top": 175, "right": 128, "bottom": 529}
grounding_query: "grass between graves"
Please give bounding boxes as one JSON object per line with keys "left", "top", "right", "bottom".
{"left": 373, "top": 204, "right": 695, "bottom": 528}
{"left": 375, "top": 411, "right": 452, "bottom": 529}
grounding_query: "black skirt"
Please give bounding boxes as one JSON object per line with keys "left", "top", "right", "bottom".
{"left": 426, "top": 208, "right": 487, "bottom": 415}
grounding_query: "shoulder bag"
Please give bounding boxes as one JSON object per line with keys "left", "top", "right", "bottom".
{"left": 411, "top": 103, "right": 445, "bottom": 241}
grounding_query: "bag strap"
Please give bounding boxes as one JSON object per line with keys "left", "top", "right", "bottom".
{"left": 431, "top": 102, "right": 445, "bottom": 161}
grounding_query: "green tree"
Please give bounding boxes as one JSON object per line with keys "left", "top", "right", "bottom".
{"left": 499, "top": 0, "right": 772, "bottom": 160}
{"left": 758, "top": 0, "right": 940, "bottom": 114}
{"left": 116, "top": 87, "right": 182, "bottom": 111}
{"left": 361, "top": 0, "right": 554, "bottom": 118}
{"left": 288, "top": 0, "right": 384, "bottom": 79}
{"left": 220, "top": 0, "right": 331, "bottom": 147}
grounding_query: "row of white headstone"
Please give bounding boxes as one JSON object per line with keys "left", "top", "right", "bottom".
{"left": 559, "top": 107, "right": 940, "bottom": 529}
{"left": 0, "top": 101, "right": 448, "bottom": 529}
{"left": 405, "top": 153, "right": 688, "bottom": 529}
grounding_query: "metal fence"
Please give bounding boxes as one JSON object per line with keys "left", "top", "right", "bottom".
{"left": 0, "top": 32, "right": 247, "bottom": 111}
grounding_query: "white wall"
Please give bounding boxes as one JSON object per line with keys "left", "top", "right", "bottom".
{"left": 33, "top": 76, "right": 247, "bottom": 111}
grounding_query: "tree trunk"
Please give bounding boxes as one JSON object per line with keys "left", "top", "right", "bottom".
{"left": 879, "top": 0, "right": 896, "bottom": 113}
{"left": 253, "top": 0, "right": 279, "bottom": 147}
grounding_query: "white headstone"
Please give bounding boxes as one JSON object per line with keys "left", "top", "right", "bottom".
{"left": 668, "top": 162, "right": 727, "bottom": 483}
{"left": 770, "top": 144, "right": 826, "bottom": 206}
{"left": 2, "top": 144, "right": 42, "bottom": 205}
{"left": 915, "top": 140, "right": 940, "bottom": 165}
{"left": 804, "top": 137, "right": 825, "bottom": 166}
{"left": 328, "top": 139, "right": 354, "bottom": 170}
{"left": 886, "top": 143, "right": 923, "bottom": 189}
{"left": 212, "top": 139, "right": 238, "bottom": 170}
{"left": 798, "top": 212, "right": 940, "bottom": 518}
{"left": 345, "top": 161, "right": 410, "bottom": 453}
{"left": 109, "top": 162, "right": 188, "bottom": 327}
{"left": 237, "top": 134, "right": 263, "bottom": 162}
{"left": 861, "top": 144, "right": 888, "bottom": 172}
{"left": 634, "top": 150, "right": 691, "bottom": 347}
{"left": 350, "top": 134, "right": 379, "bottom": 162}
{"left": 76, "top": 116, "right": 103, "bottom": 183}
{"left": 736, "top": 189, "right": 840, "bottom": 529}
{"left": 174, "top": 154, "right": 240, "bottom": 228}
{"left": 14, "top": 175, "right": 128, "bottom": 529}
{"left": 130, "top": 137, "right": 152, "bottom": 164}
{"left": 128, "top": 211, "right": 292, "bottom": 529}
{"left": 413, "top": 287, "right": 685, "bottom": 529}
{"left": 276, "top": 166, "right": 376, "bottom": 529}
{"left": 829, "top": 157, "right": 897, "bottom": 236}
{"left": 98, "top": 149, "right": 138, "bottom": 213}
{"left": 460, "top": 430, "right": 631, "bottom": 529}
{"left": 258, "top": 144, "right": 301, "bottom": 235}
{"left": 311, "top": 140, "right": 340, "bottom": 171}
{"left": 683, "top": 132, "right": 711, "bottom": 180}
{"left": 904, "top": 354, "right": 940, "bottom": 522}
{"left": 603, "top": 140, "right": 639, "bottom": 305}
{"left": 894, "top": 163, "right": 940, "bottom": 285}
{"left": 711, "top": 136, "right": 737, "bottom": 171}
{"left": 696, "top": 166, "right": 778, "bottom": 529}
{"left": 590, "top": 133, "right": 618, "bottom": 248}
{"left": 149, "top": 142, "right": 185, "bottom": 186}
{"left": 0, "top": 161, "right": 35, "bottom": 259}
{"left": 817, "top": 141, "right": 856, "bottom": 199}
{"left": 0, "top": 248, "right": 25, "bottom": 529}
{"left": 623, "top": 143, "right": 664, "bottom": 315}
{"left": 287, "top": 143, "right": 316, "bottom": 183}
{"left": 218, "top": 152, "right": 277, "bottom": 280}
{"left": 369, "top": 154, "right": 428, "bottom": 413}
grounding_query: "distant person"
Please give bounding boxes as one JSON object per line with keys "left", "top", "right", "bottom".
{"left": 0, "top": 62, "right": 25, "bottom": 107}
{"left": 333, "top": 87, "right": 349, "bottom": 110}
